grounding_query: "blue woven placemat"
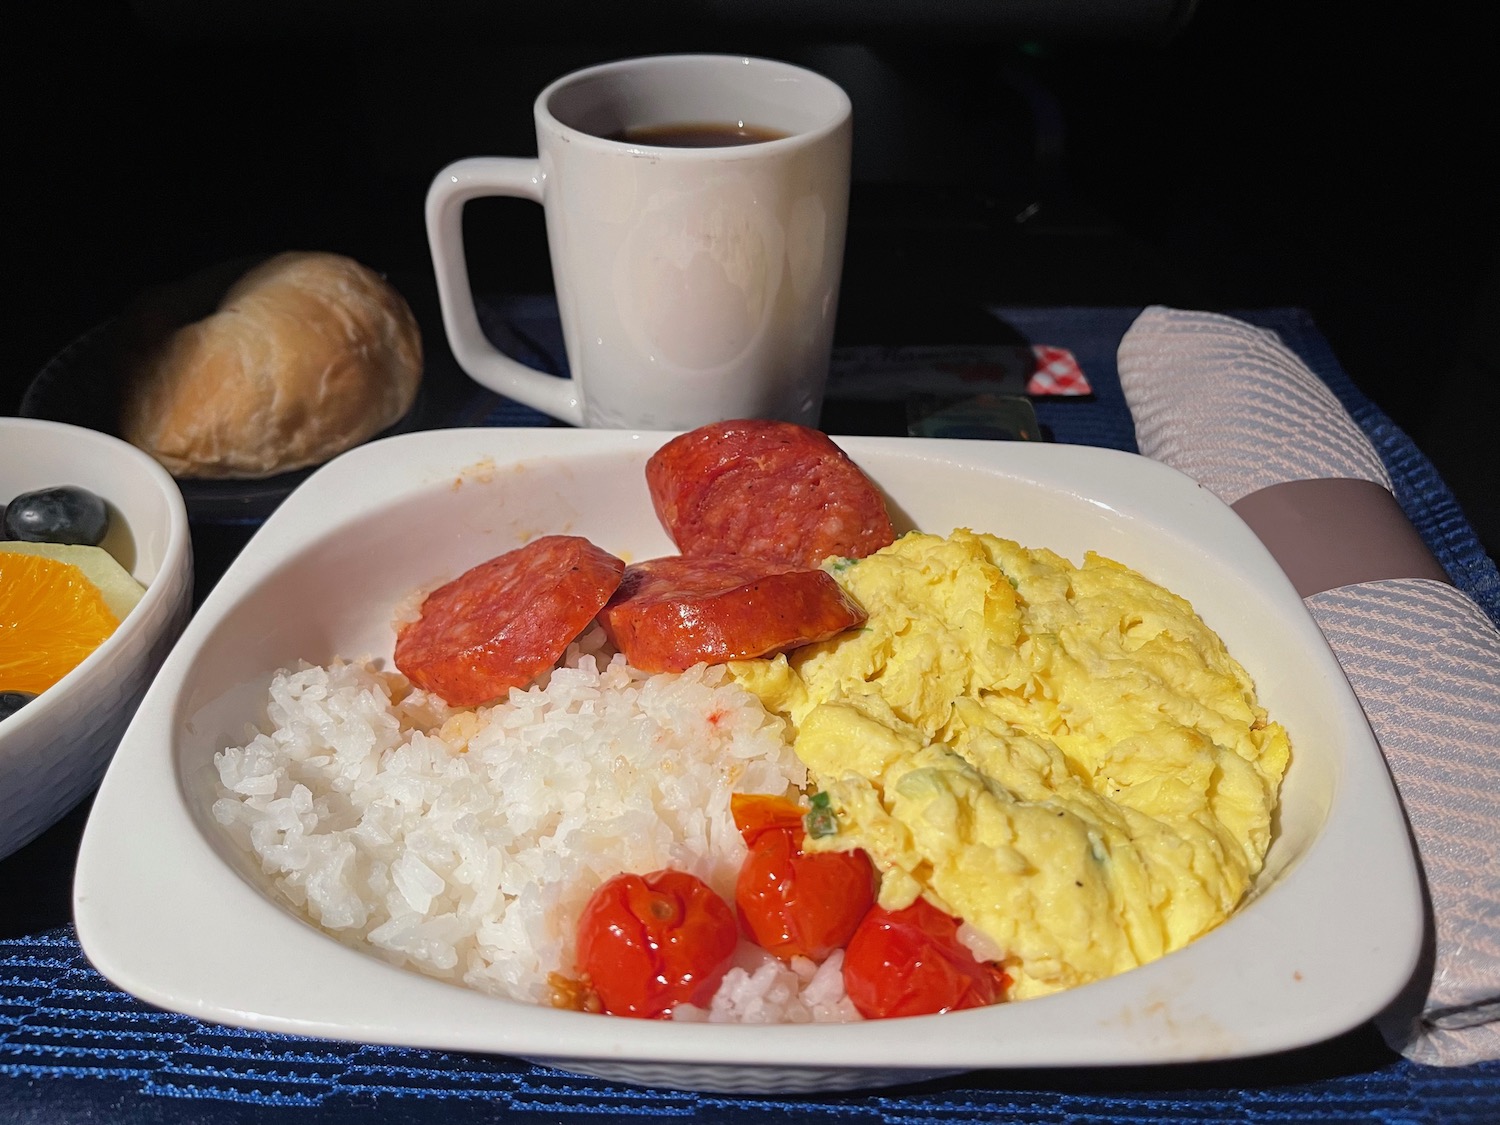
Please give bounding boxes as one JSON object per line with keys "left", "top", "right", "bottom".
{"left": 4, "top": 303, "right": 1497, "bottom": 1124}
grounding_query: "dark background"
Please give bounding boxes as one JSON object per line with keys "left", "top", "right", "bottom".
{"left": 9, "top": 0, "right": 1497, "bottom": 555}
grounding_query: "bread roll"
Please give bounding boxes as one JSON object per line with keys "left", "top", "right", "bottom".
{"left": 121, "top": 252, "right": 423, "bottom": 479}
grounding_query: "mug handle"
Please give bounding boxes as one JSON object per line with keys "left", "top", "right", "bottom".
{"left": 425, "top": 158, "right": 584, "bottom": 426}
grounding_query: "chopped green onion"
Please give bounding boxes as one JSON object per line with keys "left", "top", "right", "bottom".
{"left": 805, "top": 791, "right": 838, "bottom": 838}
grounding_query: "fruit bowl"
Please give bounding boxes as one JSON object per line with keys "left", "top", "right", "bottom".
{"left": 0, "top": 417, "right": 193, "bottom": 859}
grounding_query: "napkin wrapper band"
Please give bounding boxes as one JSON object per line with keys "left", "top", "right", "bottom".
{"left": 1231, "top": 478, "right": 1451, "bottom": 598}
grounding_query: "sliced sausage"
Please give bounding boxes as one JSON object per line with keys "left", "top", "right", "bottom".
{"left": 645, "top": 419, "right": 896, "bottom": 570}
{"left": 597, "top": 554, "right": 867, "bottom": 674}
{"left": 394, "top": 535, "right": 625, "bottom": 706}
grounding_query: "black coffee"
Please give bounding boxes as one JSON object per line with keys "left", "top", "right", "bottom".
{"left": 609, "top": 121, "right": 790, "bottom": 148}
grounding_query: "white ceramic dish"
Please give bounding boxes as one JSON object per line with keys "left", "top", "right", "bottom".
{"left": 73, "top": 428, "right": 1422, "bottom": 1094}
{"left": 1, "top": 417, "right": 193, "bottom": 859}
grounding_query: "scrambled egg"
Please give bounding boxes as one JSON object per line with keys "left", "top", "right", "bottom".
{"left": 731, "top": 529, "right": 1290, "bottom": 1000}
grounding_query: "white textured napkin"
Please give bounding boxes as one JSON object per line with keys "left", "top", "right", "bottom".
{"left": 1118, "top": 305, "right": 1500, "bottom": 1067}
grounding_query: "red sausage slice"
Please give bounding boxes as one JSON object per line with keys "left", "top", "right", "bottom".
{"left": 394, "top": 535, "right": 626, "bottom": 706}
{"left": 645, "top": 420, "right": 896, "bottom": 570}
{"left": 597, "top": 554, "right": 866, "bottom": 674}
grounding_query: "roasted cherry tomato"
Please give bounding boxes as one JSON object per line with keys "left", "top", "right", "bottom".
{"left": 842, "top": 896, "right": 1010, "bottom": 1019}
{"left": 574, "top": 869, "right": 737, "bottom": 1019}
{"left": 731, "top": 793, "right": 876, "bottom": 963}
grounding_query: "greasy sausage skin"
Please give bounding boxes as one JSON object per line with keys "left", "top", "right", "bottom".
{"left": 394, "top": 535, "right": 626, "bottom": 706}
{"left": 645, "top": 420, "right": 896, "bottom": 570}
{"left": 597, "top": 554, "right": 866, "bottom": 674}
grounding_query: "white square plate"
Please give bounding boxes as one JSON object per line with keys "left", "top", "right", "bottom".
{"left": 73, "top": 429, "right": 1423, "bottom": 1094}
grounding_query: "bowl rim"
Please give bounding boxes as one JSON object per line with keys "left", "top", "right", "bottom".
{"left": 71, "top": 427, "right": 1425, "bottom": 1080}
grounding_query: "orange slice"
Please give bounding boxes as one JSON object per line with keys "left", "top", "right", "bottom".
{"left": 0, "top": 551, "right": 122, "bottom": 695}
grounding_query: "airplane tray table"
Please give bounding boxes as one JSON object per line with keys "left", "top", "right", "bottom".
{"left": 2, "top": 302, "right": 1497, "bottom": 1125}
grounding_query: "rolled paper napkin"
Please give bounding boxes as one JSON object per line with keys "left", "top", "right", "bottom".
{"left": 1118, "top": 305, "right": 1500, "bottom": 1068}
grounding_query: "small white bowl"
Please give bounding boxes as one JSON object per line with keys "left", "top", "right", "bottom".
{"left": 73, "top": 428, "right": 1422, "bottom": 1093}
{"left": 0, "top": 417, "right": 193, "bottom": 859}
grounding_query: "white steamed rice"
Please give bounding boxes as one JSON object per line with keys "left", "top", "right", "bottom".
{"left": 212, "top": 626, "right": 858, "bottom": 1020}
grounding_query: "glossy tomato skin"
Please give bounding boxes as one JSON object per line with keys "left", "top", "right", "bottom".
{"left": 730, "top": 793, "right": 806, "bottom": 838}
{"left": 574, "top": 869, "right": 737, "bottom": 1019}
{"left": 731, "top": 793, "right": 876, "bottom": 963}
{"left": 842, "top": 897, "right": 1010, "bottom": 1019}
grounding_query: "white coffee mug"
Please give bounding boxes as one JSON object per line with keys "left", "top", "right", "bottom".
{"left": 426, "top": 54, "right": 852, "bottom": 429}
